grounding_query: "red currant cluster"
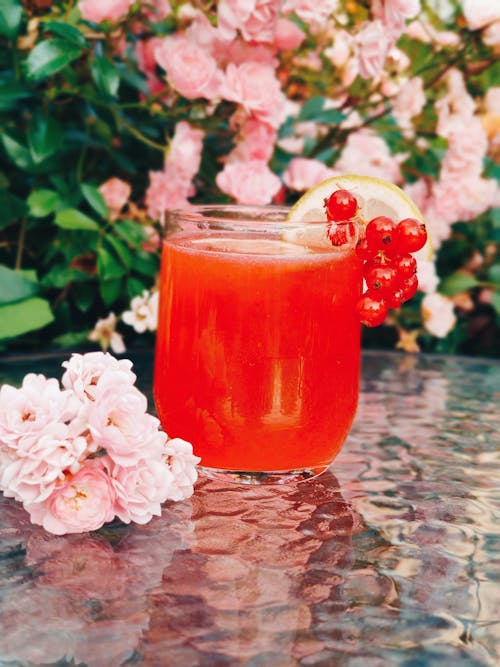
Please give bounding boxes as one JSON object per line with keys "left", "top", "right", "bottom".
{"left": 324, "top": 189, "right": 428, "bottom": 328}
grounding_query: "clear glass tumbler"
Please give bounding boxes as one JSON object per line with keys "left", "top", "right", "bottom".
{"left": 154, "top": 205, "right": 362, "bottom": 484}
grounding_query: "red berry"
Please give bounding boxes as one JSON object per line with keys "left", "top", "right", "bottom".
{"left": 400, "top": 274, "right": 419, "bottom": 302}
{"left": 386, "top": 288, "right": 405, "bottom": 309}
{"left": 356, "top": 292, "right": 388, "bottom": 327}
{"left": 327, "top": 220, "right": 355, "bottom": 246}
{"left": 325, "top": 189, "right": 358, "bottom": 222}
{"left": 392, "top": 254, "right": 417, "bottom": 281}
{"left": 393, "top": 218, "right": 427, "bottom": 254}
{"left": 365, "top": 216, "right": 396, "bottom": 250}
{"left": 365, "top": 266, "right": 398, "bottom": 295}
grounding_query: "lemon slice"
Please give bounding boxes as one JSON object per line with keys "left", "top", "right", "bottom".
{"left": 286, "top": 174, "right": 432, "bottom": 260}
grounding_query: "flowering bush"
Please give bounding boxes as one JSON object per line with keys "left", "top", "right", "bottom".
{"left": 0, "top": 351, "right": 200, "bottom": 534}
{"left": 0, "top": 0, "right": 498, "bottom": 355}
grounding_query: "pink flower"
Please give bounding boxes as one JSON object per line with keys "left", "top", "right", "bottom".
{"left": 0, "top": 423, "right": 87, "bottom": 505}
{"left": 334, "top": 129, "right": 403, "bottom": 184}
{"left": 283, "top": 0, "right": 339, "bottom": 26}
{"left": 216, "top": 160, "right": 282, "bottom": 205}
{"left": 98, "top": 177, "right": 131, "bottom": 218}
{"left": 283, "top": 158, "right": 337, "bottom": 191}
{"left": 87, "top": 373, "right": 166, "bottom": 466}
{"left": 372, "top": 0, "right": 421, "bottom": 38}
{"left": 145, "top": 170, "right": 191, "bottom": 221}
{"left": 0, "top": 374, "right": 79, "bottom": 451}
{"left": 274, "top": 18, "right": 306, "bottom": 51}
{"left": 106, "top": 455, "right": 174, "bottom": 524}
{"left": 163, "top": 438, "right": 200, "bottom": 501}
{"left": 421, "top": 293, "right": 456, "bottom": 339}
{"left": 25, "top": 460, "right": 116, "bottom": 535}
{"left": 155, "top": 35, "right": 222, "bottom": 100}
{"left": 61, "top": 351, "right": 136, "bottom": 402}
{"left": 88, "top": 312, "right": 125, "bottom": 354}
{"left": 166, "top": 121, "right": 205, "bottom": 183}
{"left": 78, "top": 0, "right": 134, "bottom": 23}
{"left": 416, "top": 259, "right": 439, "bottom": 294}
{"left": 355, "top": 20, "right": 390, "bottom": 80}
{"left": 122, "top": 290, "right": 159, "bottom": 333}
{"left": 217, "top": 0, "right": 280, "bottom": 43}
{"left": 229, "top": 117, "right": 277, "bottom": 162}
{"left": 392, "top": 76, "right": 426, "bottom": 128}
{"left": 221, "top": 62, "right": 285, "bottom": 128}
{"left": 462, "top": 0, "right": 500, "bottom": 30}
{"left": 135, "top": 36, "right": 169, "bottom": 97}
{"left": 141, "top": 0, "right": 171, "bottom": 21}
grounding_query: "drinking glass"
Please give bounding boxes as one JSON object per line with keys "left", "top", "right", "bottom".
{"left": 154, "top": 205, "right": 362, "bottom": 484}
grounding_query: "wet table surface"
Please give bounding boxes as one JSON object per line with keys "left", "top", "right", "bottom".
{"left": 0, "top": 350, "right": 499, "bottom": 667}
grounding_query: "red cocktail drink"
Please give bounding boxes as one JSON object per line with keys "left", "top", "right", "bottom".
{"left": 154, "top": 206, "right": 362, "bottom": 483}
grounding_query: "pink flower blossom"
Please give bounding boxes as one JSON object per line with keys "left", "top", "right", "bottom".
{"left": 217, "top": 0, "right": 280, "bottom": 43}
{"left": 482, "top": 20, "right": 500, "bottom": 47}
{"left": 88, "top": 312, "right": 125, "bottom": 354}
{"left": 0, "top": 374, "right": 79, "bottom": 451}
{"left": 62, "top": 351, "right": 136, "bottom": 402}
{"left": 325, "top": 29, "right": 353, "bottom": 67}
{"left": 78, "top": 0, "right": 134, "bottom": 23}
{"left": 141, "top": 0, "right": 171, "bottom": 21}
{"left": 392, "top": 76, "right": 426, "bottom": 128}
{"left": 421, "top": 293, "right": 456, "bottom": 339}
{"left": 106, "top": 455, "right": 174, "bottom": 524}
{"left": 274, "top": 18, "right": 306, "bottom": 51}
{"left": 166, "top": 121, "right": 205, "bottom": 182}
{"left": 229, "top": 117, "right": 277, "bottom": 162}
{"left": 163, "top": 438, "right": 200, "bottom": 501}
{"left": 155, "top": 35, "right": 222, "bottom": 100}
{"left": 145, "top": 170, "right": 191, "bottom": 221}
{"left": 283, "top": 0, "right": 339, "bottom": 27}
{"left": 372, "top": 0, "right": 421, "bottom": 38}
{"left": 0, "top": 423, "right": 87, "bottom": 505}
{"left": 221, "top": 62, "right": 285, "bottom": 128}
{"left": 216, "top": 160, "right": 282, "bottom": 205}
{"left": 334, "top": 128, "right": 403, "bottom": 184}
{"left": 25, "top": 459, "right": 116, "bottom": 535}
{"left": 122, "top": 290, "right": 159, "bottom": 333}
{"left": 462, "top": 0, "right": 500, "bottom": 31}
{"left": 355, "top": 20, "right": 391, "bottom": 80}
{"left": 98, "top": 177, "right": 131, "bottom": 218}
{"left": 416, "top": 259, "right": 439, "bottom": 294}
{"left": 283, "top": 158, "right": 337, "bottom": 191}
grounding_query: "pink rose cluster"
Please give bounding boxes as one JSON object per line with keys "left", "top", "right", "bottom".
{"left": 0, "top": 352, "right": 200, "bottom": 535}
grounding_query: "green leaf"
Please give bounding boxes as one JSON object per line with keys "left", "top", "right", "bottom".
{"left": 52, "top": 330, "right": 91, "bottom": 348}
{"left": 25, "top": 38, "right": 82, "bottom": 82}
{"left": 0, "top": 264, "right": 38, "bottom": 304}
{"left": 81, "top": 183, "right": 109, "bottom": 218}
{"left": 314, "top": 109, "right": 345, "bottom": 125}
{"left": 488, "top": 264, "right": 500, "bottom": 287}
{"left": 104, "top": 234, "right": 132, "bottom": 267}
{"left": 90, "top": 55, "right": 120, "bottom": 98}
{"left": 43, "top": 21, "right": 88, "bottom": 47}
{"left": 28, "top": 114, "right": 62, "bottom": 164}
{"left": 439, "top": 273, "right": 480, "bottom": 296}
{"left": 55, "top": 208, "right": 100, "bottom": 231}
{"left": 0, "top": 0, "right": 23, "bottom": 38}
{"left": 27, "top": 189, "right": 60, "bottom": 217}
{"left": 114, "top": 219, "right": 149, "bottom": 245}
{"left": 0, "top": 190, "right": 27, "bottom": 228}
{"left": 127, "top": 276, "right": 147, "bottom": 299}
{"left": 133, "top": 251, "right": 159, "bottom": 278}
{"left": 0, "top": 297, "right": 54, "bottom": 340}
{"left": 299, "top": 96, "right": 325, "bottom": 121}
{"left": 100, "top": 278, "right": 123, "bottom": 306}
{"left": 97, "top": 247, "right": 127, "bottom": 280}
{"left": 492, "top": 291, "right": 500, "bottom": 316}
{"left": 72, "top": 282, "right": 96, "bottom": 312}
{"left": 0, "top": 80, "right": 32, "bottom": 111}
{"left": 0, "top": 134, "right": 34, "bottom": 170}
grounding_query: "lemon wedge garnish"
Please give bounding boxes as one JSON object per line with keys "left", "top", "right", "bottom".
{"left": 285, "top": 174, "right": 433, "bottom": 260}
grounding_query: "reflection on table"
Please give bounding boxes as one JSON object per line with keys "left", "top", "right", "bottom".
{"left": 0, "top": 351, "right": 498, "bottom": 666}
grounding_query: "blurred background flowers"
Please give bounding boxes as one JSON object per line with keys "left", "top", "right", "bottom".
{"left": 0, "top": 0, "right": 498, "bottom": 356}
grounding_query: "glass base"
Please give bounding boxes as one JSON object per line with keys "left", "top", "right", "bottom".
{"left": 198, "top": 465, "right": 329, "bottom": 485}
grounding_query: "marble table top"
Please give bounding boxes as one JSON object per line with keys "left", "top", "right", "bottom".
{"left": 0, "top": 350, "right": 498, "bottom": 666}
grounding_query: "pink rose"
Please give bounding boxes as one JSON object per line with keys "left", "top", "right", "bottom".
{"left": 25, "top": 459, "right": 116, "bottom": 535}
{"left": 462, "top": 0, "right": 500, "bottom": 30}
{"left": 421, "top": 293, "right": 456, "bottom": 339}
{"left": 283, "top": 158, "right": 337, "bottom": 191}
{"left": 334, "top": 128, "right": 403, "bottom": 184}
{"left": 62, "top": 351, "right": 136, "bottom": 402}
{"left": 217, "top": 0, "right": 280, "bottom": 43}
{"left": 392, "top": 76, "right": 426, "bottom": 127}
{"left": 163, "top": 438, "right": 200, "bottom": 501}
{"left": 166, "top": 121, "right": 205, "bottom": 182}
{"left": 355, "top": 20, "right": 390, "bottom": 80}
{"left": 274, "top": 18, "right": 306, "bottom": 51}
{"left": 221, "top": 62, "right": 285, "bottom": 128}
{"left": 145, "top": 169, "right": 191, "bottom": 221}
{"left": 0, "top": 374, "right": 79, "bottom": 450}
{"left": 229, "top": 117, "right": 277, "bottom": 162}
{"left": 87, "top": 373, "right": 166, "bottom": 466}
{"left": 155, "top": 35, "right": 222, "bottom": 100}
{"left": 98, "top": 177, "right": 131, "bottom": 218}
{"left": 283, "top": 0, "right": 338, "bottom": 26}
{"left": 78, "top": 0, "right": 134, "bottom": 23}
{"left": 0, "top": 423, "right": 87, "bottom": 505}
{"left": 372, "top": 0, "right": 421, "bottom": 37}
{"left": 106, "top": 455, "right": 174, "bottom": 524}
{"left": 216, "top": 160, "right": 282, "bottom": 205}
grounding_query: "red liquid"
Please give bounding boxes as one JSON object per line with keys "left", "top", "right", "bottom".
{"left": 154, "top": 234, "right": 362, "bottom": 472}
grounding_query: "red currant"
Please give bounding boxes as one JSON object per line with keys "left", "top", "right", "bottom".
{"left": 327, "top": 220, "right": 355, "bottom": 246}
{"left": 386, "top": 288, "right": 404, "bottom": 309}
{"left": 365, "top": 216, "right": 397, "bottom": 250}
{"left": 392, "top": 254, "right": 417, "bottom": 281}
{"left": 393, "top": 218, "right": 427, "bottom": 254}
{"left": 325, "top": 189, "right": 358, "bottom": 222}
{"left": 400, "top": 274, "right": 419, "bottom": 302}
{"left": 356, "top": 292, "right": 388, "bottom": 327}
{"left": 365, "top": 266, "right": 398, "bottom": 295}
